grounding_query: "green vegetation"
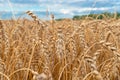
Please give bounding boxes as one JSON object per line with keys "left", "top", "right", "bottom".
{"left": 55, "top": 18, "right": 64, "bottom": 21}
{"left": 73, "top": 12, "right": 120, "bottom": 20}
{"left": 55, "top": 12, "right": 120, "bottom": 21}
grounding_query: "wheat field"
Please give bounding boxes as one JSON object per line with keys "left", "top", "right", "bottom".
{"left": 0, "top": 11, "right": 120, "bottom": 80}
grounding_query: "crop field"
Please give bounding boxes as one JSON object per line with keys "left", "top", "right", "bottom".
{"left": 0, "top": 11, "right": 120, "bottom": 80}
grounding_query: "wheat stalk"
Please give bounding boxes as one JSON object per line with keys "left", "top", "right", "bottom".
{"left": 26, "top": 11, "right": 48, "bottom": 27}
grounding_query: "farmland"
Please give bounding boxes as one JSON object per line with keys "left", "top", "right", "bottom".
{"left": 0, "top": 12, "right": 120, "bottom": 80}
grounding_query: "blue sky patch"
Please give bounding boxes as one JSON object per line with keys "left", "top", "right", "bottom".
{"left": 0, "top": 0, "right": 119, "bottom": 19}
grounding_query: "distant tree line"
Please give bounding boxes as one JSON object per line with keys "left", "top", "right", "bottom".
{"left": 72, "top": 12, "right": 120, "bottom": 20}
{"left": 55, "top": 12, "right": 120, "bottom": 21}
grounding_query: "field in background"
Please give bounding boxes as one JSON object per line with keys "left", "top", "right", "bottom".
{"left": 0, "top": 13, "right": 120, "bottom": 80}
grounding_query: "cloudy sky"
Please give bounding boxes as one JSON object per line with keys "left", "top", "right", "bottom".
{"left": 0, "top": 0, "right": 119, "bottom": 19}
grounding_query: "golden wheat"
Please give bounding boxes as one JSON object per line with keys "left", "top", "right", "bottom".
{"left": 0, "top": 11, "right": 120, "bottom": 80}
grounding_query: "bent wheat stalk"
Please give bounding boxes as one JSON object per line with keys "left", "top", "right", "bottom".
{"left": 26, "top": 11, "right": 48, "bottom": 27}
